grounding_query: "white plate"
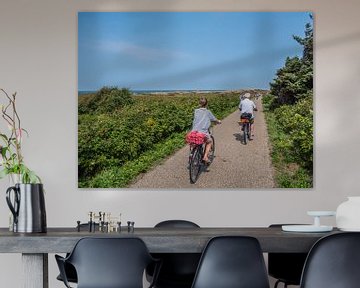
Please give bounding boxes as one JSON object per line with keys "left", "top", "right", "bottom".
{"left": 307, "top": 211, "right": 336, "bottom": 217}
{"left": 282, "top": 225, "right": 333, "bottom": 232}
{"left": 338, "top": 227, "right": 360, "bottom": 232}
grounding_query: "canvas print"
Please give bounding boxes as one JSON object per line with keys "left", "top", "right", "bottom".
{"left": 78, "top": 12, "right": 313, "bottom": 189}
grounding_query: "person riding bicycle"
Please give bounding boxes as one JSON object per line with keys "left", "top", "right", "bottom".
{"left": 188, "top": 97, "right": 221, "bottom": 164}
{"left": 239, "top": 92, "right": 257, "bottom": 136}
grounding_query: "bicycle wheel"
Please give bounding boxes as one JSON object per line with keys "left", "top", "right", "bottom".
{"left": 243, "top": 123, "right": 248, "bottom": 145}
{"left": 189, "top": 146, "right": 202, "bottom": 183}
{"left": 247, "top": 124, "right": 251, "bottom": 141}
{"left": 208, "top": 136, "right": 215, "bottom": 163}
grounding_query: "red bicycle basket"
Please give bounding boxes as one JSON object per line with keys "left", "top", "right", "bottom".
{"left": 186, "top": 131, "right": 206, "bottom": 145}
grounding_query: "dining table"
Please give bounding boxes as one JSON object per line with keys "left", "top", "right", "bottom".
{"left": 0, "top": 226, "right": 340, "bottom": 288}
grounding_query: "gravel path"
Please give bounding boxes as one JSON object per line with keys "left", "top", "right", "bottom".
{"left": 129, "top": 99, "right": 274, "bottom": 189}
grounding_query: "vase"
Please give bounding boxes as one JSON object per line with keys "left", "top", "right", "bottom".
{"left": 9, "top": 173, "right": 21, "bottom": 185}
{"left": 6, "top": 183, "right": 47, "bottom": 233}
{"left": 336, "top": 196, "right": 360, "bottom": 231}
{"left": 7, "top": 174, "right": 22, "bottom": 231}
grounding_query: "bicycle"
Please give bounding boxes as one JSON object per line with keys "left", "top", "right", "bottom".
{"left": 239, "top": 113, "right": 252, "bottom": 145}
{"left": 187, "top": 127, "right": 215, "bottom": 184}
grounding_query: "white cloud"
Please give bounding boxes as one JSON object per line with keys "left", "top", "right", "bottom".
{"left": 96, "top": 40, "right": 190, "bottom": 62}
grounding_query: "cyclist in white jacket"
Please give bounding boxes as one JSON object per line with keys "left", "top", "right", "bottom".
{"left": 239, "top": 93, "right": 257, "bottom": 136}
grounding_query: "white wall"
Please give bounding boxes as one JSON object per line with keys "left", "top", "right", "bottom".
{"left": 1, "top": 0, "right": 360, "bottom": 287}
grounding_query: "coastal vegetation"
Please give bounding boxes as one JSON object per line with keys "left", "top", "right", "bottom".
{"left": 263, "top": 16, "right": 313, "bottom": 188}
{"left": 78, "top": 89, "right": 260, "bottom": 188}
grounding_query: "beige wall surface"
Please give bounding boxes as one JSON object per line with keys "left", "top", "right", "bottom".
{"left": 1, "top": 0, "right": 360, "bottom": 287}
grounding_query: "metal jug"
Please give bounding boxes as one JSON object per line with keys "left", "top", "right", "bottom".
{"left": 6, "top": 183, "right": 47, "bottom": 233}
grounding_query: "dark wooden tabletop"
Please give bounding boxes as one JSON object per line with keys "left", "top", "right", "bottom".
{"left": 0, "top": 227, "right": 340, "bottom": 254}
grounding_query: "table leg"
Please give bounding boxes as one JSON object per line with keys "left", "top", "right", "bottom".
{"left": 22, "top": 253, "right": 48, "bottom": 288}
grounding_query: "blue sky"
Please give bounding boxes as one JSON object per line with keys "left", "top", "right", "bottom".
{"left": 78, "top": 12, "right": 312, "bottom": 91}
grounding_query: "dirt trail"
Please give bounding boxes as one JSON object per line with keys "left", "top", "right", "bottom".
{"left": 130, "top": 99, "right": 274, "bottom": 189}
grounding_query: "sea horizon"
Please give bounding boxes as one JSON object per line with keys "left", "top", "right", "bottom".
{"left": 77, "top": 88, "right": 262, "bottom": 96}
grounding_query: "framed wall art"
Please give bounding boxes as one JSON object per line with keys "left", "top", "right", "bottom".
{"left": 78, "top": 12, "right": 313, "bottom": 189}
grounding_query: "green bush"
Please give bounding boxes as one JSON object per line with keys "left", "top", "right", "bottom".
{"left": 262, "top": 94, "right": 276, "bottom": 111}
{"left": 264, "top": 17, "right": 313, "bottom": 188}
{"left": 79, "top": 87, "right": 134, "bottom": 114}
{"left": 78, "top": 90, "right": 244, "bottom": 187}
{"left": 264, "top": 97, "right": 313, "bottom": 188}
{"left": 274, "top": 97, "right": 313, "bottom": 171}
{"left": 277, "top": 167, "right": 312, "bottom": 188}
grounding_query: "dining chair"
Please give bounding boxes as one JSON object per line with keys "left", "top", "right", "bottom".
{"left": 191, "top": 236, "right": 270, "bottom": 288}
{"left": 147, "top": 220, "right": 201, "bottom": 288}
{"left": 56, "top": 262, "right": 77, "bottom": 284}
{"left": 268, "top": 224, "right": 308, "bottom": 288}
{"left": 55, "top": 237, "right": 161, "bottom": 288}
{"left": 56, "top": 223, "right": 99, "bottom": 284}
{"left": 300, "top": 232, "right": 360, "bottom": 288}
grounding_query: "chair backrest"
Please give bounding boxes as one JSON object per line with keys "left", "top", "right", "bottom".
{"left": 155, "top": 219, "right": 200, "bottom": 228}
{"left": 300, "top": 232, "right": 360, "bottom": 288}
{"left": 66, "top": 237, "right": 154, "bottom": 288}
{"left": 150, "top": 220, "right": 201, "bottom": 287}
{"left": 268, "top": 224, "right": 308, "bottom": 285}
{"left": 191, "top": 236, "right": 270, "bottom": 288}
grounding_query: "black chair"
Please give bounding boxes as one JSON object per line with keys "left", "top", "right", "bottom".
{"left": 300, "top": 232, "right": 360, "bottom": 288}
{"left": 154, "top": 220, "right": 200, "bottom": 229}
{"left": 56, "top": 223, "right": 99, "bottom": 284}
{"left": 191, "top": 236, "right": 270, "bottom": 288}
{"left": 268, "top": 224, "right": 308, "bottom": 288}
{"left": 55, "top": 237, "right": 160, "bottom": 288}
{"left": 147, "top": 220, "right": 201, "bottom": 288}
{"left": 56, "top": 262, "right": 77, "bottom": 284}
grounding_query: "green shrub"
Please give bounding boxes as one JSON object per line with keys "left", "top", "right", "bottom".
{"left": 274, "top": 97, "right": 313, "bottom": 171}
{"left": 79, "top": 87, "right": 134, "bottom": 114}
{"left": 264, "top": 17, "right": 313, "bottom": 188}
{"left": 277, "top": 167, "right": 312, "bottom": 188}
{"left": 78, "top": 90, "right": 245, "bottom": 187}
{"left": 264, "top": 97, "right": 313, "bottom": 188}
{"left": 262, "top": 94, "right": 276, "bottom": 111}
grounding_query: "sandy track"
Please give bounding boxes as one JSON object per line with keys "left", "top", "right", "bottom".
{"left": 129, "top": 99, "right": 274, "bottom": 189}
